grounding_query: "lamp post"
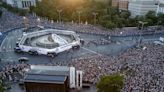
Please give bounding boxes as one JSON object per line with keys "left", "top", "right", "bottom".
{"left": 51, "top": 20, "right": 54, "bottom": 28}
{"left": 153, "top": 20, "right": 161, "bottom": 38}
{"left": 37, "top": 18, "right": 41, "bottom": 26}
{"left": 57, "top": 9, "right": 62, "bottom": 24}
{"left": 77, "top": 11, "right": 81, "bottom": 24}
{"left": 138, "top": 21, "right": 148, "bottom": 44}
{"left": 92, "top": 12, "right": 98, "bottom": 25}
{"left": 23, "top": 16, "right": 26, "bottom": 28}
{"left": 23, "top": 16, "right": 29, "bottom": 31}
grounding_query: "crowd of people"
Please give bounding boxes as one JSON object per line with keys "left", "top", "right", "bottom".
{"left": 0, "top": 63, "right": 30, "bottom": 85}
{"left": 1, "top": 8, "right": 164, "bottom": 36}
{"left": 69, "top": 42, "right": 164, "bottom": 92}
{"left": 0, "top": 8, "right": 164, "bottom": 92}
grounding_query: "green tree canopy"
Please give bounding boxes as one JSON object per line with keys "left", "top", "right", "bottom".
{"left": 30, "top": 0, "right": 164, "bottom": 29}
{"left": 157, "top": 13, "right": 164, "bottom": 26}
{"left": 96, "top": 74, "right": 124, "bottom": 92}
{"left": 120, "top": 11, "right": 131, "bottom": 19}
{"left": 145, "top": 11, "right": 157, "bottom": 26}
{"left": 0, "top": 84, "right": 3, "bottom": 92}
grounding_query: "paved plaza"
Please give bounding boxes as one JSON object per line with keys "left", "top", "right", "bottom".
{"left": 1, "top": 28, "right": 163, "bottom": 66}
{"left": 0, "top": 27, "right": 163, "bottom": 92}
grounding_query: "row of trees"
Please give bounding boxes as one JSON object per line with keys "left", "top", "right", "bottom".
{"left": 31, "top": 0, "right": 164, "bottom": 29}
{"left": 1, "top": 0, "right": 164, "bottom": 29}
{"left": 30, "top": 0, "right": 132, "bottom": 29}
{"left": 0, "top": 84, "right": 3, "bottom": 92}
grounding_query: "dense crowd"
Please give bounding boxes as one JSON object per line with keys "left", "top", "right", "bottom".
{"left": 69, "top": 42, "right": 164, "bottom": 92}
{"left": 0, "top": 63, "right": 30, "bottom": 84}
{"left": 1, "top": 8, "right": 164, "bottom": 36}
{"left": 0, "top": 8, "right": 164, "bottom": 92}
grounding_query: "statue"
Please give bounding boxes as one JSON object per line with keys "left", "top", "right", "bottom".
{"left": 48, "top": 34, "right": 54, "bottom": 42}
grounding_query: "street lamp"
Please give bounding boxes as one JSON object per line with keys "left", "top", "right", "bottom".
{"left": 37, "top": 18, "right": 40, "bottom": 26}
{"left": 23, "top": 16, "right": 29, "bottom": 30}
{"left": 77, "top": 11, "right": 82, "bottom": 24}
{"left": 85, "top": 20, "right": 88, "bottom": 25}
{"left": 92, "top": 12, "right": 98, "bottom": 25}
{"left": 57, "top": 9, "right": 62, "bottom": 23}
{"left": 51, "top": 20, "right": 54, "bottom": 28}
{"left": 138, "top": 21, "right": 148, "bottom": 44}
{"left": 23, "top": 16, "right": 26, "bottom": 26}
{"left": 71, "top": 20, "right": 74, "bottom": 24}
{"left": 154, "top": 20, "right": 162, "bottom": 38}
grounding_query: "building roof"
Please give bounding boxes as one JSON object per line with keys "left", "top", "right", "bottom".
{"left": 28, "top": 69, "right": 70, "bottom": 76}
{"left": 24, "top": 65, "right": 71, "bottom": 84}
{"left": 24, "top": 74, "right": 67, "bottom": 84}
{"left": 29, "top": 65, "right": 70, "bottom": 76}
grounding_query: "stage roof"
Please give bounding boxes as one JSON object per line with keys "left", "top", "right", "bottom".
{"left": 28, "top": 65, "right": 70, "bottom": 76}
{"left": 24, "top": 74, "right": 67, "bottom": 84}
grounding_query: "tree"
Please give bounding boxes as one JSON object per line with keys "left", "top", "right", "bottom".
{"left": 127, "top": 18, "right": 137, "bottom": 27}
{"left": 157, "top": 13, "right": 164, "bottom": 26}
{"left": 0, "top": 84, "right": 3, "bottom": 92}
{"left": 105, "top": 21, "right": 116, "bottom": 29}
{"left": 96, "top": 74, "right": 124, "bottom": 92}
{"left": 145, "top": 11, "right": 157, "bottom": 26}
{"left": 120, "top": 11, "right": 131, "bottom": 19}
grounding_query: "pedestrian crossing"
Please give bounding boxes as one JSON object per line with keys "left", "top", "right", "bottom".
{"left": 0, "top": 29, "right": 23, "bottom": 52}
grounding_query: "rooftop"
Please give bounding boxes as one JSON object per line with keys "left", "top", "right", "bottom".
{"left": 24, "top": 74, "right": 67, "bottom": 84}
{"left": 28, "top": 65, "right": 70, "bottom": 76}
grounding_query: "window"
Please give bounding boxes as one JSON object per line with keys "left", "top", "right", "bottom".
{"left": 22, "top": 1, "right": 24, "bottom": 8}
{"left": 29, "top": 1, "right": 31, "bottom": 6}
{"left": 24, "top": 1, "right": 27, "bottom": 7}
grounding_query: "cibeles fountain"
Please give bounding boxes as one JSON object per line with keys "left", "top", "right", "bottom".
{"left": 32, "top": 33, "right": 69, "bottom": 49}
{"left": 18, "top": 29, "right": 81, "bottom": 56}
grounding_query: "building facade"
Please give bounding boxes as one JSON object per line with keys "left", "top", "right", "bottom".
{"left": 157, "top": 0, "right": 164, "bottom": 14}
{"left": 112, "top": 0, "right": 119, "bottom": 7}
{"left": 128, "top": 0, "right": 158, "bottom": 17}
{"left": 2, "top": 0, "right": 37, "bottom": 9}
{"left": 112, "top": 0, "right": 129, "bottom": 10}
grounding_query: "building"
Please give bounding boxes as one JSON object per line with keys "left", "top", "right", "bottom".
{"left": 112, "top": 0, "right": 129, "bottom": 11}
{"left": 112, "top": 0, "right": 119, "bottom": 7}
{"left": 24, "top": 65, "right": 83, "bottom": 92}
{"left": 25, "top": 74, "right": 69, "bottom": 92}
{"left": 119, "top": 0, "right": 129, "bottom": 10}
{"left": 128, "top": 0, "right": 158, "bottom": 17}
{"left": 157, "top": 0, "right": 164, "bottom": 14}
{"left": 2, "top": 0, "right": 37, "bottom": 9}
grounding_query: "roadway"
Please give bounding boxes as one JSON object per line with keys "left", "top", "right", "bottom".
{"left": 1, "top": 28, "right": 164, "bottom": 92}
{"left": 0, "top": 28, "right": 164, "bottom": 66}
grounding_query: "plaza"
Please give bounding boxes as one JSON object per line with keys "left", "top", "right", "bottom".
{"left": 0, "top": 25, "right": 164, "bottom": 92}
{"left": 0, "top": 6, "right": 164, "bottom": 92}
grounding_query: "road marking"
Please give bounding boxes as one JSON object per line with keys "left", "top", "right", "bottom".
{"left": 0, "top": 37, "right": 7, "bottom": 51}
{"left": 7, "top": 37, "right": 11, "bottom": 50}
{"left": 0, "top": 50, "right": 14, "bottom": 52}
{"left": 81, "top": 47, "right": 102, "bottom": 56}
{"left": 1, "top": 59, "right": 15, "bottom": 62}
